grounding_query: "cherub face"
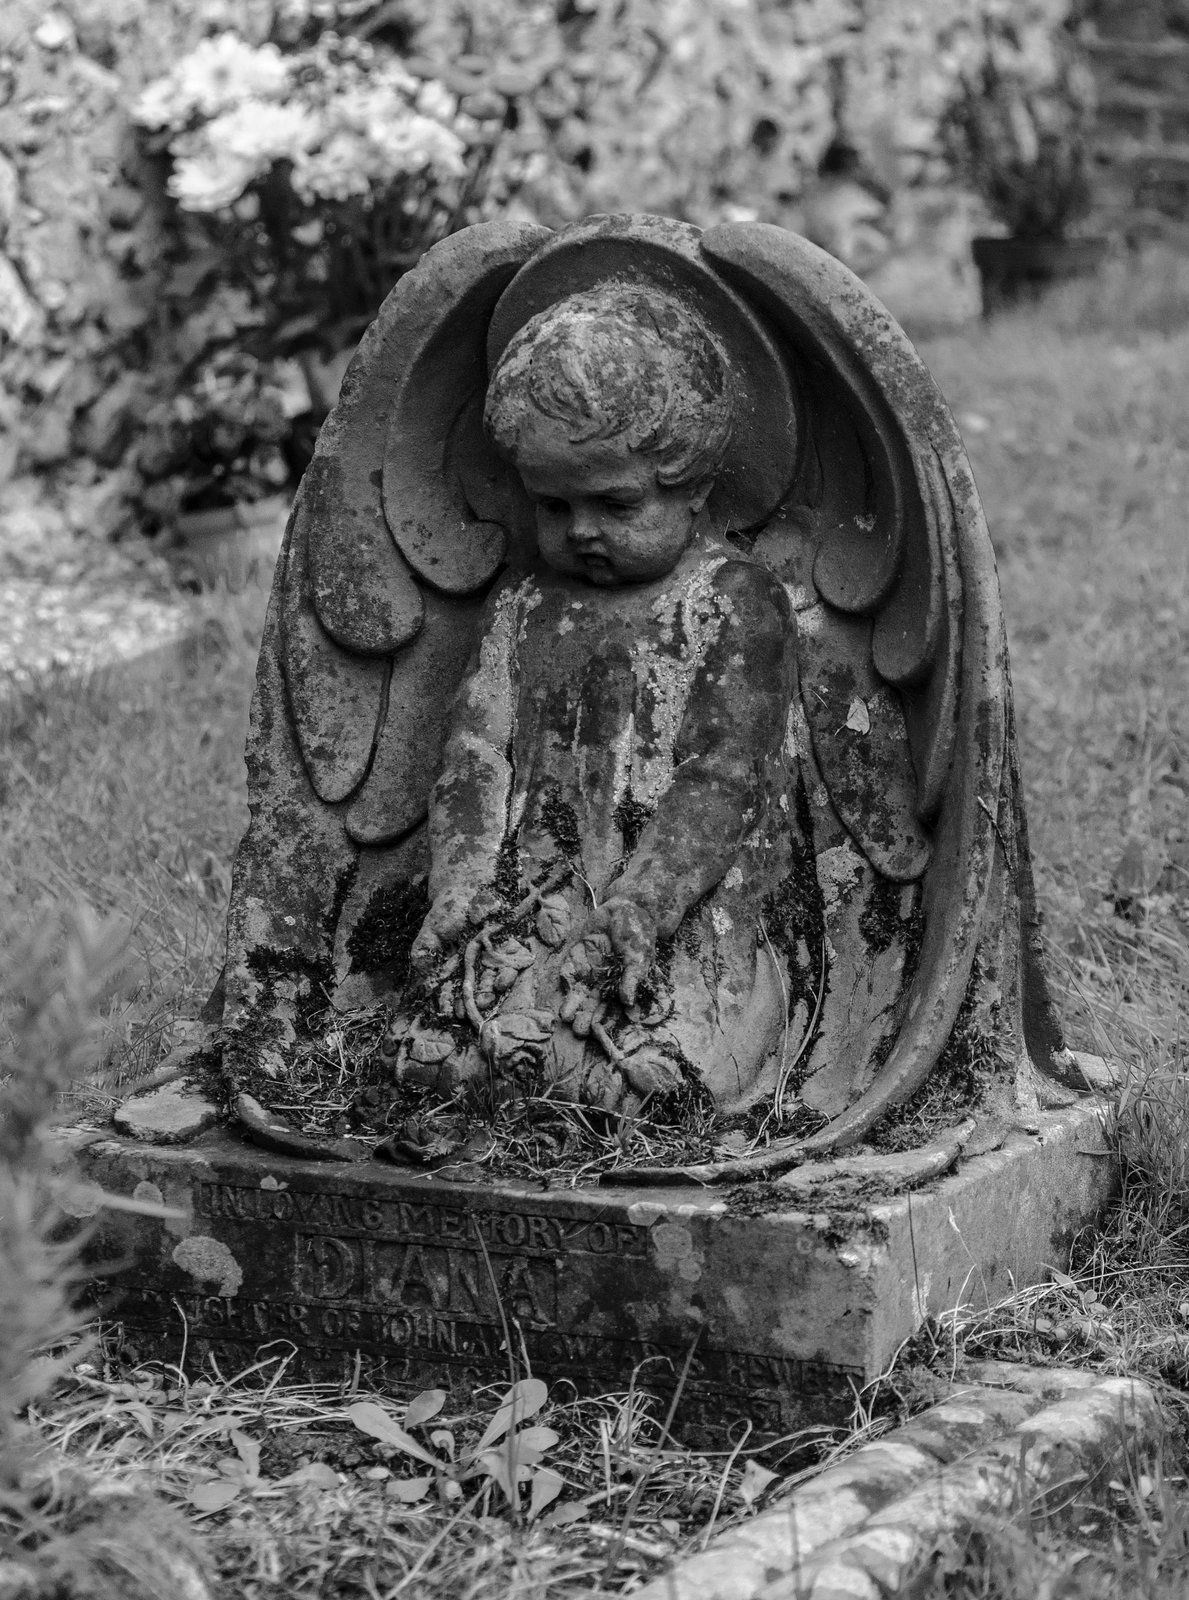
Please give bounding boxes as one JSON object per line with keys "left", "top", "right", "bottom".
{"left": 510, "top": 412, "right": 711, "bottom": 587}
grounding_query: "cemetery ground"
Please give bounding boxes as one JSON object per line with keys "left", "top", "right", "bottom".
{"left": 3, "top": 251, "right": 1189, "bottom": 1597}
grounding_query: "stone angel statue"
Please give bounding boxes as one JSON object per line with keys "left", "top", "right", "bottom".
{"left": 218, "top": 214, "right": 1069, "bottom": 1173}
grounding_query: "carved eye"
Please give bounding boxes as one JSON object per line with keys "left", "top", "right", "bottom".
{"left": 537, "top": 496, "right": 569, "bottom": 518}
{"left": 599, "top": 496, "right": 637, "bottom": 517}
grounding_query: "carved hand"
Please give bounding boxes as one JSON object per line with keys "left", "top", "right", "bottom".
{"left": 568, "top": 896, "right": 658, "bottom": 1010}
{"left": 410, "top": 885, "right": 504, "bottom": 973}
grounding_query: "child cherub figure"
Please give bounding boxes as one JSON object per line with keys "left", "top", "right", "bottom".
{"left": 393, "top": 281, "right": 799, "bottom": 1115}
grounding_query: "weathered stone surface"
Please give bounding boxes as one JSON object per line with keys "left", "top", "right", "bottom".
{"left": 113, "top": 1080, "right": 223, "bottom": 1144}
{"left": 217, "top": 214, "right": 1069, "bottom": 1169}
{"left": 634, "top": 1373, "right": 1160, "bottom": 1600}
{"left": 764, "top": 1377, "right": 1161, "bottom": 1600}
{"left": 70, "top": 1103, "right": 1115, "bottom": 1446}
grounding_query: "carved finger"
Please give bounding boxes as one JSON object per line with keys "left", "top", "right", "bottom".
{"left": 618, "top": 961, "right": 645, "bottom": 1010}
{"left": 570, "top": 998, "right": 598, "bottom": 1039}
{"left": 410, "top": 930, "right": 442, "bottom": 974}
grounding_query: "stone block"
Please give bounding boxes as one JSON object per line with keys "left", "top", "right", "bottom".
{"left": 64, "top": 1102, "right": 1116, "bottom": 1443}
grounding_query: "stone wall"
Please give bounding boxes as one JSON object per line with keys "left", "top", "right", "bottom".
{"left": 1084, "top": 0, "right": 1189, "bottom": 236}
{"left": 0, "top": 0, "right": 1073, "bottom": 521}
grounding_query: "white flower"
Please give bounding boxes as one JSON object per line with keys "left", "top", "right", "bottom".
{"left": 364, "top": 109, "right": 467, "bottom": 182}
{"left": 168, "top": 151, "right": 260, "bottom": 212}
{"left": 414, "top": 79, "right": 457, "bottom": 123}
{"left": 134, "top": 33, "right": 289, "bottom": 132}
{"left": 291, "top": 132, "right": 372, "bottom": 203}
{"left": 169, "top": 100, "right": 319, "bottom": 210}
{"left": 206, "top": 99, "right": 320, "bottom": 165}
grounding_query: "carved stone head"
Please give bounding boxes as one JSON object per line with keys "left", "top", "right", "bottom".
{"left": 484, "top": 282, "right": 736, "bottom": 584}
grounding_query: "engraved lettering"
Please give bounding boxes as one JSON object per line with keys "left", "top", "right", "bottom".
{"left": 296, "top": 1235, "right": 358, "bottom": 1299}
{"left": 499, "top": 1257, "right": 553, "bottom": 1327}
{"left": 398, "top": 1202, "right": 433, "bottom": 1237}
{"left": 526, "top": 1215, "right": 556, "bottom": 1252}
{"left": 586, "top": 1221, "right": 613, "bottom": 1253}
{"left": 498, "top": 1213, "right": 527, "bottom": 1248}
{"left": 439, "top": 1210, "right": 466, "bottom": 1242}
{"left": 393, "top": 1245, "right": 443, "bottom": 1309}
{"left": 447, "top": 1252, "right": 484, "bottom": 1316}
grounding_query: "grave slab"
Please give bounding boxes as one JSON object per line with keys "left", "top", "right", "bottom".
{"left": 63, "top": 1101, "right": 1116, "bottom": 1443}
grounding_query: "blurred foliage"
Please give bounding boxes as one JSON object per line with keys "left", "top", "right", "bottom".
{"left": 943, "top": 11, "right": 1098, "bottom": 238}
{"left": 0, "top": 0, "right": 1079, "bottom": 538}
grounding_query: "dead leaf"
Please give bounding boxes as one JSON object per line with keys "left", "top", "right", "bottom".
{"left": 739, "top": 1459, "right": 778, "bottom": 1506}
{"left": 845, "top": 697, "right": 870, "bottom": 734}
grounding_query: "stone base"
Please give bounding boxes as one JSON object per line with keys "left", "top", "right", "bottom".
{"left": 63, "top": 1103, "right": 1116, "bottom": 1444}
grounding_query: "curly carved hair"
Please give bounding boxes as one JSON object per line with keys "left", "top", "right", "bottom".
{"left": 484, "top": 281, "right": 735, "bottom": 489}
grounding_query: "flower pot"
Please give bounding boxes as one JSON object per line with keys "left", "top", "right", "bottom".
{"left": 174, "top": 495, "right": 290, "bottom": 591}
{"left": 971, "top": 235, "right": 1108, "bottom": 317}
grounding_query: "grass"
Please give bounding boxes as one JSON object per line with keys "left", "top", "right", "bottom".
{"left": 3, "top": 246, "right": 1189, "bottom": 1594}
{"left": 0, "top": 586, "right": 266, "bottom": 1095}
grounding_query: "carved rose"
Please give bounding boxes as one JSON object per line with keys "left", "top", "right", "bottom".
{"left": 479, "top": 1010, "right": 554, "bottom": 1061}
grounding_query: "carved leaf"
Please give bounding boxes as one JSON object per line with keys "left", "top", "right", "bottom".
{"left": 535, "top": 893, "right": 570, "bottom": 949}
{"left": 409, "top": 1032, "right": 456, "bottom": 1064}
{"left": 479, "top": 1011, "right": 554, "bottom": 1059}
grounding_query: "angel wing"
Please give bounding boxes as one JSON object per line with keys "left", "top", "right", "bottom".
{"left": 701, "top": 223, "right": 1062, "bottom": 1153}
{"left": 278, "top": 218, "right": 546, "bottom": 851}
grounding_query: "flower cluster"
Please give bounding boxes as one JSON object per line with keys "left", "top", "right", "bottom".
{"left": 135, "top": 351, "right": 308, "bottom": 522}
{"left": 134, "top": 31, "right": 469, "bottom": 215}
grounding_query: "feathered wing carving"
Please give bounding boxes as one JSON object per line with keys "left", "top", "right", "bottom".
{"left": 702, "top": 223, "right": 1058, "bottom": 1153}
{"left": 279, "top": 218, "right": 547, "bottom": 847}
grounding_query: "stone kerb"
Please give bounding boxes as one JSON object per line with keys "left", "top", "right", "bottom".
{"left": 628, "top": 1367, "right": 1161, "bottom": 1600}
